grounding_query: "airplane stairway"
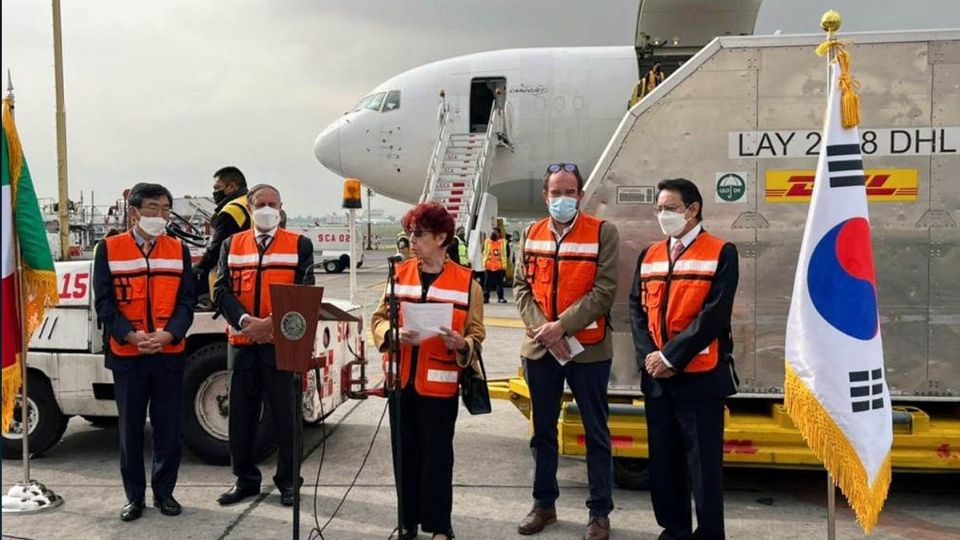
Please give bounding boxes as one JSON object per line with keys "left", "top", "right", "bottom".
{"left": 420, "top": 97, "right": 505, "bottom": 262}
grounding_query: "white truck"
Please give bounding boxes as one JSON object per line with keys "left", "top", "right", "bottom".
{"left": 1, "top": 260, "right": 366, "bottom": 465}
{"left": 293, "top": 225, "right": 365, "bottom": 273}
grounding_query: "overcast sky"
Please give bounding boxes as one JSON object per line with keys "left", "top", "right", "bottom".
{"left": 2, "top": 0, "right": 957, "bottom": 217}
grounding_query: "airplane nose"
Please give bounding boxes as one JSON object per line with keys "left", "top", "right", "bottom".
{"left": 314, "top": 120, "right": 342, "bottom": 175}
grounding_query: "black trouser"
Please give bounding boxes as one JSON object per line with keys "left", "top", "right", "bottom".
{"left": 646, "top": 392, "right": 726, "bottom": 540}
{"left": 113, "top": 356, "right": 184, "bottom": 503}
{"left": 483, "top": 269, "right": 505, "bottom": 301}
{"left": 524, "top": 355, "right": 613, "bottom": 517}
{"left": 228, "top": 347, "right": 300, "bottom": 491}
{"left": 389, "top": 385, "right": 459, "bottom": 535}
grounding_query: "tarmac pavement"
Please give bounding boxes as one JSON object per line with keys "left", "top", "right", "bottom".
{"left": 3, "top": 251, "right": 958, "bottom": 539}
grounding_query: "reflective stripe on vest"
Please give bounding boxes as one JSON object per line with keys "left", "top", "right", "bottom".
{"left": 523, "top": 214, "right": 607, "bottom": 345}
{"left": 639, "top": 231, "right": 726, "bottom": 373}
{"left": 382, "top": 258, "right": 472, "bottom": 398}
{"left": 226, "top": 228, "right": 301, "bottom": 346}
{"left": 105, "top": 232, "right": 186, "bottom": 356}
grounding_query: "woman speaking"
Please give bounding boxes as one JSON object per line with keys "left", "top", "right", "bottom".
{"left": 371, "top": 202, "right": 485, "bottom": 540}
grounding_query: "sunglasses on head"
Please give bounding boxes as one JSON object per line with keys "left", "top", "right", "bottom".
{"left": 546, "top": 162, "right": 579, "bottom": 174}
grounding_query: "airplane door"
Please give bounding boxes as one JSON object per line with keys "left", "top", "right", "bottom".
{"left": 470, "top": 77, "right": 506, "bottom": 133}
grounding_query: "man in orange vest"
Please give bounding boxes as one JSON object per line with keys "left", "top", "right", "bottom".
{"left": 630, "top": 178, "right": 739, "bottom": 540}
{"left": 213, "top": 184, "right": 315, "bottom": 507}
{"left": 514, "top": 163, "right": 619, "bottom": 540}
{"left": 93, "top": 182, "right": 196, "bottom": 521}
{"left": 482, "top": 227, "right": 508, "bottom": 303}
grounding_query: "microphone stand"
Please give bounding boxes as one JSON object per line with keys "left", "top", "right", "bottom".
{"left": 386, "top": 255, "right": 404, "bottom": 538}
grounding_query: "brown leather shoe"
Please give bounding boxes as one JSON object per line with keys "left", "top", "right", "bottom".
{"left": 584, "top": 516, "right": 610, "bottom": 540}
{"left": 517, "top": 506, "right": 557, "bottom": 535}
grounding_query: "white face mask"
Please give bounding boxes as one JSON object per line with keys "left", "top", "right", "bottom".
{"left": 253, "top": 206, "right": 281, "bottom": 231}
{"left": 137, "top": 216, "right": 168, "bottom": 237}
{"left": 657, "top": 210, "right": 688, "bottom": 237}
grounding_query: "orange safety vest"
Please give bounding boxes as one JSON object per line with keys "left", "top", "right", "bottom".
{"left": 226, "top": 228, "right": 301, "bottom": 346}
{"left": 638, "top": 231, "right": 726, "bottom": 373}
{"left": 484, "top": 238, "right": 504, "bottom": 271}
{"left": 105, "top": 231, "right": 186, "bottom": 356}
{"left": 522, "top": 214, "right": 606, "bottom": 345}
{"left": 383, "top": 258, "right": 472, "bottom": 398}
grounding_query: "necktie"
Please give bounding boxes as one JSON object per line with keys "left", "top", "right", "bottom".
{"left": 671, "top": 241, "right": 684, "bottom": 263}
{"left": 258, "top": 234, "right": 270, "bottom": 251}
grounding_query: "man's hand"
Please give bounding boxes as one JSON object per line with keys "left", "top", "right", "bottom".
{"left": 548, "top": 339, "right": 573, "bottom": 362}
{"left": 398, "top": 329, "right": 421, "bottom": 345}
{"left": 126, "top": 330, "right": 161, "bottom": 354}
{"left": 145, "top": 330, "right": 174, "bottom": 346}
{"left": 438, "top": 327, "right": 466, "bottom": 352}
{"left": 533, "top": 321, "right": 566, "bottom": 349}
{"left": 241, "top": 316, "right": 274, "bottom": 344}
{"left": 644, "top": 351, "right": 676, "bottom": 379}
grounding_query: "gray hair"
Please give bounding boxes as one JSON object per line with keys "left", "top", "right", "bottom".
{"left": 248, "top": 183, "right": 282, "bottom": 203}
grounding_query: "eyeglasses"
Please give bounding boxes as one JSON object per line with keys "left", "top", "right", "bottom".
{"left": 409, "top": 229, "right": 434, "bottom": 238}
{"left": 547, "top": 162, "right": 579, "bottom": 174}
{"left": 139, "top": 203, "right": 172, "bottom": 215}
{"left": 654, "top": 204, "right": 687, "bottom": 214}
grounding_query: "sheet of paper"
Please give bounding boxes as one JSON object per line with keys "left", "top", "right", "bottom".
{"left": 554, "top": 336, "right": 585, "bottom": 366}
{"left": 401, "top": 302, "right": 454, "bottom": 339}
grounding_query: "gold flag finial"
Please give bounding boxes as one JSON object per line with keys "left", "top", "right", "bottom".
{"left": 820, "top": 10, "right": 842, "bottom": 34}
{"left": 816, "top": 10, "right": 859, "bottom": 128}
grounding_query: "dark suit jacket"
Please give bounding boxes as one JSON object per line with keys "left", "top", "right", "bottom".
{"left": 213, "top": 230, "right": 315, "bottom": 370}
{"left": 629, "top": 232, "right": 739, "bottom": 400}
{"left": 92, "top": 236, "right": 196, "bottom": 372}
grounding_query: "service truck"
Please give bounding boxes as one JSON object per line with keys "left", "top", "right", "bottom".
{"left": 2, "top": 259, "right": 366, "bottom": 465}
{"left": 293, "top": 225, "right": 365, "bottom": 274}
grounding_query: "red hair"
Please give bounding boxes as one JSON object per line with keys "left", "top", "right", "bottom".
{"left": 401, "top": 202, "right": 455, "bottom": 246}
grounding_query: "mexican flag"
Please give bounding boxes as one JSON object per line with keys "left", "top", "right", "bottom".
{"left": 2, "top": 95, "right": 59, "bottom": 433}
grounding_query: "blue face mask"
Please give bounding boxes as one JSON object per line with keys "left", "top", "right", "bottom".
{"left": 548, "top": 196, "right": 578, "bottom": 223}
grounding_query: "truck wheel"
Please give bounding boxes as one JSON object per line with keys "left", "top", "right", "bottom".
{"left": 1, "top": 371, "right": 69, "bottom": 459}
{"left": 323, "top": 260, "right": 343, "bottom": 273}
{"left": 612, "top": 457, "right": 650, "bottom": 490}
{"left": 181, "top": 342, "right": 276, "bottom": 465}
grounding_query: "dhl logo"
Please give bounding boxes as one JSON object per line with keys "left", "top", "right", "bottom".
{"left": 765, "top": 169, "right": 919, "bottom": 202}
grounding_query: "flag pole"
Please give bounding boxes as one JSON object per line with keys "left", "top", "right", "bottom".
{"left": 1, "top": 72, "right": 64, "bottom": 516}
{"left": 827, "top": 473, "right": 836, "bottom": 540}
{"left": 52, "top": 0, "right": 71, "bottom": 261}
{"left": 819, "top": 10, "right": 842, "bottom": 540}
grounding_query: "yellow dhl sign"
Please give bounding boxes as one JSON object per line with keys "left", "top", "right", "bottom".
{"left": 765, "top": 169, "right": 919, "bottom": 202}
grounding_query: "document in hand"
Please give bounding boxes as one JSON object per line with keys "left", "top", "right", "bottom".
{"left": 555, "top": 336, "right": 585, "bottom": 366}
{"left": 401, "top": 302, "right": 454, "bottom": 339}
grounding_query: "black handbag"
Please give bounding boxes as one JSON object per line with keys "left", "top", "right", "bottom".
{"left": 460, "top": 351, "right": 492, "bottom": 415}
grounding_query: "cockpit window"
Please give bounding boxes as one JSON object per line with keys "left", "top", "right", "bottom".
{"left": 352, "top": 92, "right": 386, "bottom": 112}
{"left": 383, "top": 90, "right": 401, "bottom": 112}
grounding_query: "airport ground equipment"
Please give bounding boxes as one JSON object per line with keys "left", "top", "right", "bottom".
{"left": 491, "top": 29, "right": 960, "bottom": 485}
{"left": 1, "top": 260, "right": 366, "bottom": 465}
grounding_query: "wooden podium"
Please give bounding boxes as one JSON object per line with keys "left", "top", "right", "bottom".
{"left": 269, "top": 283, "right": 359, "bottom": 540}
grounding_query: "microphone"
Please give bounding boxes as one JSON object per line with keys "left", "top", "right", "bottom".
{"left": 387, "top": 255, "right": 403, "bottom": 264}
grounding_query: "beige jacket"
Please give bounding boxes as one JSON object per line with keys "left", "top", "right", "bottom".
{"left": 513, "top": 215, "right": 619, "bottom": 363}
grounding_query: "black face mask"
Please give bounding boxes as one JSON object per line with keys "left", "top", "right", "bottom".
{"left": 490, "top": 233, "right": 500, "bottom": 241}
{"left": 213, "top": 189, "right": 227, "bottom": 204}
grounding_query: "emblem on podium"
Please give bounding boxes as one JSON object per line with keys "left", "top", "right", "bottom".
{"left": 280, "top": 311, "right": 308, "bottom": 341}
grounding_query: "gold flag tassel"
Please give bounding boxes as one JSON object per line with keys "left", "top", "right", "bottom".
{"left": 816, "top": 40, "right": 861, "bottom": 128}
